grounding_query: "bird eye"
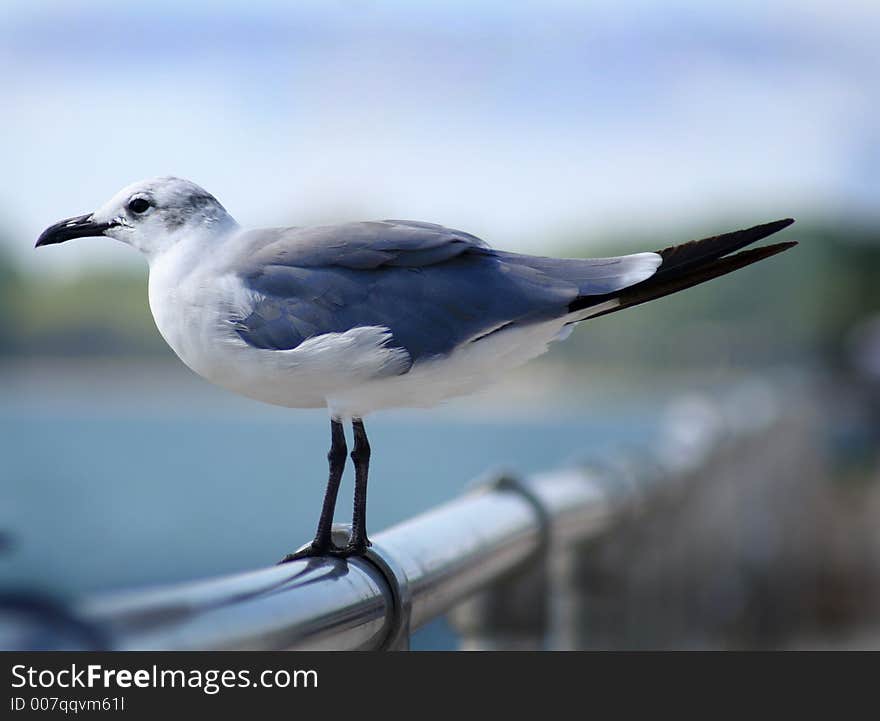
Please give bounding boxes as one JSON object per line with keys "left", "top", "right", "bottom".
{"left": 128, "top": 197, "right": 151, "bottom": 214}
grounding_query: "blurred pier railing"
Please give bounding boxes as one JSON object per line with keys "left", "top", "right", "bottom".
{"left": 2, "top": 381, "right": 817, "bottom": 651}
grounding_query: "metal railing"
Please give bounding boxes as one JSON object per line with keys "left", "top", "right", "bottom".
{"left": 2, "top": 384, "right": 793, "bottom": 651}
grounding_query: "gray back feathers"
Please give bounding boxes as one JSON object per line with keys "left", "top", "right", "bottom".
{"left": 229, "top": 220, "right": 659, "bottom": 363}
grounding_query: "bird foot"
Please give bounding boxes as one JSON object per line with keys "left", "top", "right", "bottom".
{"left": 278, "top": 537, "right": 372, "bottom": 564}
{"left": 326, "top": 541, "right": 372, "bottom": 558}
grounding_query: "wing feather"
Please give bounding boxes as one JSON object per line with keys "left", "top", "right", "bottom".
{"left": 228, "top": 220, "right": 664, "bottom": 362}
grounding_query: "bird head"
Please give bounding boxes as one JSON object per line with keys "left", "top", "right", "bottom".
{"left": 35, "top": 176, "right": 237, "bottom": 258}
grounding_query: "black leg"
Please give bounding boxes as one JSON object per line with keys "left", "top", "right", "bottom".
{"left": 348, "top": 418, "right": 372, "bottom": 553}
{"left": 313, "top": 418, "right": 348, "bottom": 550}
{"left": 279, "top": 418, "right": 347, "bottom": 562}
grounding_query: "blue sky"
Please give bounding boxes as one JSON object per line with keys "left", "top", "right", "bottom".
{"left": 1, "top": 0, "right": 877, "bottom": 273}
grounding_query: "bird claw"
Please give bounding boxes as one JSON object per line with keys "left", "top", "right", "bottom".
{"left": 277, "top": 547, "right": 322, "bottom": 564}
{"left": 278, "top": 538, "right": 371, "bottom": 564}
{"left": 327, "top": 541, "right": 372, "bottom": 558}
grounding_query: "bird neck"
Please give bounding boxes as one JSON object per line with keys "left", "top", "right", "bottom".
{"left": 142, "top": 215, "right": 239, "bottom": 266}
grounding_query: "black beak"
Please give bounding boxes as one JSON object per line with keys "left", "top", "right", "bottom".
{"left": 35, "top": 213, "right": 113, "bottom": 248}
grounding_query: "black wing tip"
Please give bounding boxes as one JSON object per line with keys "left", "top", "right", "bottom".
{"left": 657, "top": 217, "right": 796, "bottom": 266}
{"left": 756, "top": 217, "right": 795, "bottom": 233}
{"left": 721, "top": 240, "right": 797, "bottom": 268}
{"left": 759, "top": 239, "right": 798, "bottom": 254}
{"left": 567, "top": 240, "right": 797, "bottom": 317}
{"left": 739, "top": 217, "right": 795, "bottom": 242}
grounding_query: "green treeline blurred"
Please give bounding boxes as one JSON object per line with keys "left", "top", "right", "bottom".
{"left": 0, "top": 219, "right": 877, "bottom": 369}
{"left": 0, "top": 258, "right": 161, "bottom": 358}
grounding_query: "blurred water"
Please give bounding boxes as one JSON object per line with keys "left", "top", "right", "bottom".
{"left": 0, "top": 365, "right": 657, "bottom": 648}
{"left": 0, "top": 370, "right": 655, "bottom": 594}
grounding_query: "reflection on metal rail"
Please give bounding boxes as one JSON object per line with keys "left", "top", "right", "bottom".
{"left": 2, "top": 387, "right": 778, "bottom": 651}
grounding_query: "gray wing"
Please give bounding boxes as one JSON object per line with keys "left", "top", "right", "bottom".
{"left": 241, "top": 219, "right": 490, "bottom": 269}
{"left": 230, "top": 220, "right": 658, "bottom": 364}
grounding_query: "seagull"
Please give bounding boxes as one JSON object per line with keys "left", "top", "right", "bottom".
{"left": 36, "top": 177, "right": 796, "bottom": 559}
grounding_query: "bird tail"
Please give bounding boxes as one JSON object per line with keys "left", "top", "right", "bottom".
{"left": 567, "top": 218, "right": 797, "bottom": 321}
